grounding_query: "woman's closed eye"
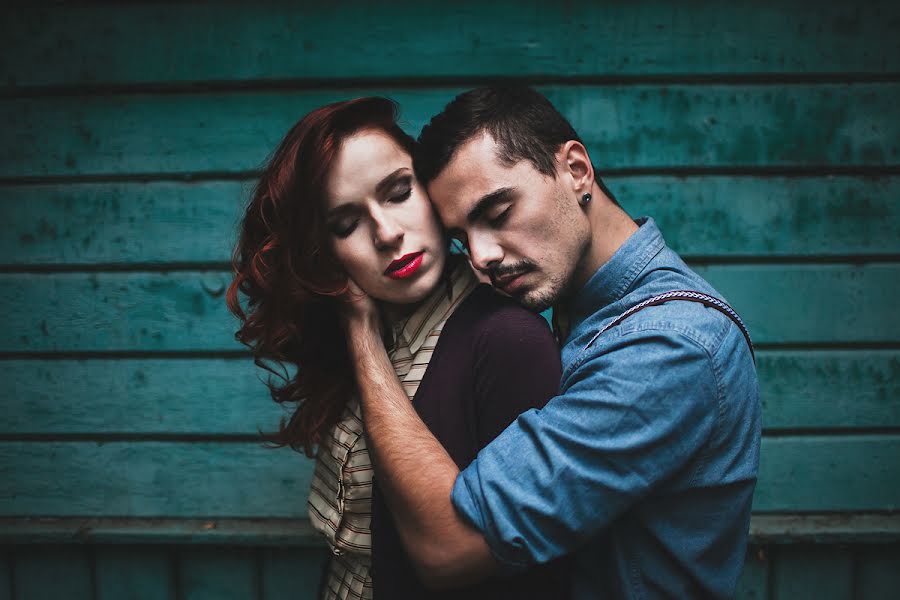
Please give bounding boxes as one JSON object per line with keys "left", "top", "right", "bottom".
{"left": 330, "top": 218, "right": 360, "bottom": 238}
{"left": 386, "top": 177, "right": 413, "bottom": 203}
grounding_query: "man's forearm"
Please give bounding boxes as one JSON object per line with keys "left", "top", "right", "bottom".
{"left": 346, "top": 318, "right": 496, "bottom": 586}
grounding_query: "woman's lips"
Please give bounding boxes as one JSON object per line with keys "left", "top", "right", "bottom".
{"left": 385, "top": 252, "right": 425, "bottom": 279}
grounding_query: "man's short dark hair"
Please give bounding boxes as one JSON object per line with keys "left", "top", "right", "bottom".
{"left": 415, "top": 86, "right": 582, "bottom": 186}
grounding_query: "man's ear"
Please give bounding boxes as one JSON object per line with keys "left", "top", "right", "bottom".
{"left": 559, "top": 140, "right": 594, "bottom": 194}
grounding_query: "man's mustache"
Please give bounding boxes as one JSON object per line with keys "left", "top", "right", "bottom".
{"left": 485, "top": 260, "right": 536, "bottom": 282}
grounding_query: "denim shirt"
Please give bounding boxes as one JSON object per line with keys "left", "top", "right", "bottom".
{"left": 451, "top": 218, "right": 761, "bottom": 599}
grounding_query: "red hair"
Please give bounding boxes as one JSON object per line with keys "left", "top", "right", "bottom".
{"left": 227, "top": 97, "right": 416, "bottom": 456}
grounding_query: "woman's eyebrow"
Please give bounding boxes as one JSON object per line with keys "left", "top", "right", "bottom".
{"left": 327, "top": 168, "right": 411, "bottom": 218}
{"left": 374, "top": 168, "right": 411, "bottom": 195}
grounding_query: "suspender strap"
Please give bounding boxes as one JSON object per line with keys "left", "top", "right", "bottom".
{"left": 585, "top": 290, "right": 755, "bottom": 362}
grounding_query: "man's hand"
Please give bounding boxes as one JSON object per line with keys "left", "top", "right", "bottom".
{"left": 337, "top": 277, "right": 382, "bottom": 336}
{"left": 342, "top": 300, "right": 498, "bottom": 588}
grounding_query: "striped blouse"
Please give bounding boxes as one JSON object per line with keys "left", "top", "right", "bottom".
{"left": 308, "top": 264, "right": 478, "bottom": 600}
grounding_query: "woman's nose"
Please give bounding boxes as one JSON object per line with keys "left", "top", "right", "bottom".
{"left": 372, "top": 211, "right": 404, "bottom": 249}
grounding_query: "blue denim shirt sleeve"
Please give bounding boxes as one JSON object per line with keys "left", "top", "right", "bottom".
{"left": 451, "top": 325, "right": 720, "bottom": 568}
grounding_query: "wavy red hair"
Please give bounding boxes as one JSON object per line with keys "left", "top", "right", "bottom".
{"left": 227, "top": 97, "right": 416, "bottom": 456}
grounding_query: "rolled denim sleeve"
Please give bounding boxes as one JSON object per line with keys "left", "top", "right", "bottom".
{"left": 451, "top": 326, "right": 720, "bottom": 568}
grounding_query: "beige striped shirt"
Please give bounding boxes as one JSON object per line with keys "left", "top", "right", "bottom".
{"left": 308, "top": 264, "right": 478, "bottom": 600}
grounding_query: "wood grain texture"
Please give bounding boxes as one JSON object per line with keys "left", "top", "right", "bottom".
{"left": 2, "top": 351, "right": 895, "bottom": 435}
{"left": 95, "top": 546, "right": 175, "bottom": 600}
{"left": 2, "top": 181, "right": 248, "bottom": 266}
{"left": 12, "top": 546, "right": 93, "bottom": 600}
{"left": 1, "top": 358, "right": 284, "bottom": 435}
{"left": 3, "top": 84, "right": 898, "bottom": 178}
{"left": 771, "top": 545, "right": 853, "bottom": 600}
{"left": 2, "top": 1, "right": 897, "bottom": 88}
{"left": 2, "top": 436, "right": 897, "bottom": 517}
{"left": 0, "top": 552, "right": 9, "bottom": 600}
{"left": 855, "top": 547, "right": 900, "bottom": 600}
{"left": 1, "top": 442, "right": 313, "bottom": 518}
{"left": 755, "top": 435, "right": 900, "bottom": 512}
{"left": 3, "top": 176, "right": 897, "bottom": 266}
{"left": 2, "top": 265, "right": 896, "bottom": 353}
{"left": 177, "top": 547, "right": 258, "bottom": 600}
{"left": 260, "top": 548, "right": 327, "bottom": 600}
{"left": 735, "top": 549, "right": 769, "bottom": 600}
{"left": 756, "top": 350, "right": 899, "bottom": 431}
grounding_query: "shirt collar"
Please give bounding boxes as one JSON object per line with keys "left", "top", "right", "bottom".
{"left": 394, "top": 259, "right": 477, "bottom": 355}
{"left": 568, "top": 217, "right": 665, "bottom": 327}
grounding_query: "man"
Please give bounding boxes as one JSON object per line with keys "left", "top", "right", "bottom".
{"left": 341, "top": 86, "right": 760, "bottom": 598}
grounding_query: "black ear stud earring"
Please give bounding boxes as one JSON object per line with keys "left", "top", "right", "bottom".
{"left": 580, "top": 193, "right": 592, "bottom": 205}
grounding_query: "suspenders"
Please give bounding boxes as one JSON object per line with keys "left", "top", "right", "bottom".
{"left": 584, "top": 290, "right": 755, "bottom": 362}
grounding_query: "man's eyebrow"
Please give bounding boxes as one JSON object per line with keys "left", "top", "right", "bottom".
{"left": 374, "top": 167, "right": 411, "bottom": 195}
{"left": 467, "top": 187, "right": 515, "bottom": 224}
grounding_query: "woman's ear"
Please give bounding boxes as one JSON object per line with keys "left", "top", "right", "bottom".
{"left": 559, "top": 140, "right": 595, "bottom": 195}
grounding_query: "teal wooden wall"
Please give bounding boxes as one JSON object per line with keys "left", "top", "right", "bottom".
{"left": 1, "top": 1, "right": 898, "bottom": 598}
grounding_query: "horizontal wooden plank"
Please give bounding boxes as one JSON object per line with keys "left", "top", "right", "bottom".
{"left": 615, "top": 175, "right": 900, "bottom": 258}
{"left": 0, "top": 442, "right": 314, "bottom": 517}
{"left": 3, "top": 176, "right": 897, "bottom": 266}
{"left": 0, "top": 518, "right": 322, "bottom": 547}
{"left": 749, "top": 514, "right": 900, "bottom": 544}
{"left": 0, "top": 271, "right": 239, "bottom": 352}
{"left": 4, "top": 514, "right": 900, "bottom": 546}
{"left": 756, "top": 350, "right": 899, "bottom": 431}
{"left": 12, "top": 546, "right": 93, "bottom": 600}
{"left": 178, "top": 547, "right": 258, "bottom": 600}
{"left": 754, "top": 435, "right": 900, "bottom": 512}
{"left": 0, "top": 359, "right": 285, "bottom": 435}
{"left": 2, "top": 1, "right": 897, "bottom": 89}
{"left": 1, "top": 436, "right": 897, "bottom": 517}
{"left": 693, "top": 264, "right": 899, "bottom": 346}
{"left": 856, "top": 547, "right": 900, "bottom": 600}
{"left": 95, "top": 546, "right": 175, "bottom": 600}
{"left": 2, "top": 351, "right": 896, "bottom": 435}
{"left": 3, "top": 84, "right": 898, "bottom": 178}
{"left": 1, "top": 181, "right": 248, "bottom": 265}
{"left": 260, "top": 548, "right": 327, "bottom": 600}
{"left": 772, "top": 546, "right": 854, "bottom": 600}
{"left": 2, "top": 264, "right": 896, "bottom": 353}
{"left": 735, "top": 551, "right": 768, "bottom": 600}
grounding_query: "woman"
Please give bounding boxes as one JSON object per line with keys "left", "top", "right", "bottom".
{"left": 227, "top": 97, "right": 568, "bottom": 599}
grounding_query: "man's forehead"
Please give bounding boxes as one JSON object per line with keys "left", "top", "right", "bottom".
{"left": 427, "top": 132, "right": 507, "bottom": 219}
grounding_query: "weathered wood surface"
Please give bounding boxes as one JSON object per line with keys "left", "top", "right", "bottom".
{"left": 771, "top": 546, "right": 854, "bottom": 600}
{"left": 2, "top": 436, "right": 897, "bottom": 517}
{"left": 3, "top": 176, "right": 898, "bottom": 266}
{"left": 2, "top": 1, "right": 897, "bottom": 89}
{"left": 94, "top": 546, "right": 175, "bottom": 600}
{"left": 2, "top": 351, "right": 896, "bottom": 435}
{"left": 3, "top": 84, "right": 898, "bottom": 178}
{"left": 0, "top": 442, "right": 313, "bottom": 518}
{"left": 1, "top": 265, "right": 896, "bottom": 353}
{"left": 0, "top": 543, "right": 897, "bottom": 600}
{"left": 11, "top": 546, "right": 93, "bottom": 600}
{"left": 4, "top": 515, "right": 899, "bottom": 546}
{"left": 754, "top": 435, "right": 900, "bottom": 512}
{"left": 1, "top": 359, "right": 285, "bottom": 435}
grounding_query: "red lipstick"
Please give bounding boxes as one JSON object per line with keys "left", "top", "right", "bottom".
{"left": 385, "top": 252, "right": 424, "bottom": 279}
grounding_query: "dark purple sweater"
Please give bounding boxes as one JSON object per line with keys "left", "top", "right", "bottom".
{"left": 371, "top": 284, "right": 571, "bottom": 599}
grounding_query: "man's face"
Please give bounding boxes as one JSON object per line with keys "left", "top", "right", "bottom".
{"left": 427, "top": 132, "right": 591, "bottom": 312}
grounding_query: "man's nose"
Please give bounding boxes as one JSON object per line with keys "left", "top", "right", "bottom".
{"left": 467, "top": 233, "right": 503, "bottom": 273}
